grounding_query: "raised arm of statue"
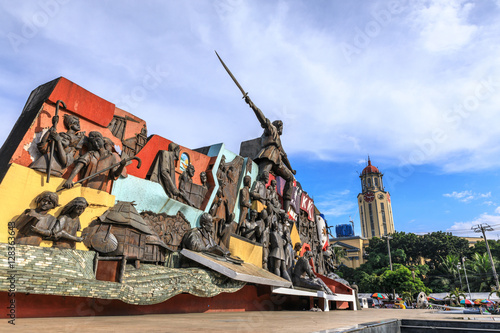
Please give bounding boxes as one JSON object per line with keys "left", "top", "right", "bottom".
{"left": 244, "top": 96, "right": 267, "bottom": 128}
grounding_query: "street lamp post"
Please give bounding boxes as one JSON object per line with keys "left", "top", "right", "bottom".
{"left": 462, "top": 257, "right": 472, "bottom": 301}
{"left": 472, "top": 224, "right": 500, "bottom": 290}
{"left": 383, "top": 235, "right": 395, "bottom": 301}
{"left": 383, "top": 235, "right": 393, "bottom": 271}
{"left": 457, "top": 264, "right": 463, "bottom": 291}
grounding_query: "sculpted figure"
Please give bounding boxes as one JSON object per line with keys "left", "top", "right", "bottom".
{"left": 292, "top": 251, "right": 332, "bottom": 294}
{"left": 323, "top": 249, "right": 336, "bottom": 274}
{"left": 30, "top": 114, "right": 85, "bottom": 177}
{"left": 147, "top": 142, "right": 181, "bottom": 199}
{"left": 209, "top": 156, "right": 239, "bottom": 246}
{"left": 250, "top": 171, "right": 268, "bottom": 206}
{"left": 245, "top": 96, "right": 296, "bottom": 214}
{"left": 269, "top": 222, "right": 291, "bottom": 281}
{"left": 200, "top": 171, "right": 208, "bottom": 190}
{"left": 240, "top": 209, "right": 264, "bottom": 243}
{"left": 178, "top": 164, "right": 196, "bottom": 207}
{"left": 63, "top": 131, "right": 126, "bottom": 191}
{"left": 15, "top": 191, "right": 59, "bottom": 246}
{"left": 51, "top": 197, "right": 88, "bottom": 249}
{"left": 181, "top": 213, "right": 230, "bottom": 256}
{"left": 237, "top": 175, "right": 252, "bottom": 233}
{"left": 261, "top": 212, "right": 271, "bottom": 270}
{"left": 267, "top": 179, "right": 282, "bottom": 219}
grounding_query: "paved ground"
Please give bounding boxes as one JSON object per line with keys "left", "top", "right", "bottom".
{"left": 5, "top": 308, "right": 500, "bottom": 333}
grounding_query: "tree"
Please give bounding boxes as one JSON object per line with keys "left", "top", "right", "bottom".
{"left": 333, "top": 246, "right": 346, "bottom": 265}
{"left": 445, "top": 287, "right": 466, "bottom": 306}
{"left": 440, "top": 254, "right": 460, "bottom": 280}
{"left": 380, "top": 264, "right": 430, "bottom": 298}
{"left": 419, "top": 231, "right": 471, "bottom": 268}
{"left": 468, "top": 252, "right": 495, "bottom": 292}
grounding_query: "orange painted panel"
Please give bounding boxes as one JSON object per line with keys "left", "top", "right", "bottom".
{"left": 128, "top": 135, "right": 213, "bottom": 186}
{"left": 9, "top": 102, "right": 122, "bottom": 177}
{"left": 48, "top": 77, "right": 115, "bottom": 127}
{"left": 113, "top": 107, "right": 146, "bottom": 140}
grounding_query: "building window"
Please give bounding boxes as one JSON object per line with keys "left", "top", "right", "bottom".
{"left": 360, "top": 206, "right": 366, "bottom": 237}
{"left": 369, "top": 203, "right": 375, "bottom": 237}
{"left": 381, "top": 202, "right": 387, "bottom": 235}
{"left": 374, "top": 177, "right": 378, "bottom": 187}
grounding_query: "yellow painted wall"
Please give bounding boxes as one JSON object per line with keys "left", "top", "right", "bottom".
{"left": 1, "top": 163, "right": 116, "bottom": 251}
{"left": 289, "top": 222, "right": 301, "bottom": 249}
{"left": 228, "top": 236, "right": 263, "bottom": 267}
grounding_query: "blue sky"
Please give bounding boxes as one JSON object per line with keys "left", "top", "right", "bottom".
{"left": 1, "top": 0, "right": 500, "bottom": 238}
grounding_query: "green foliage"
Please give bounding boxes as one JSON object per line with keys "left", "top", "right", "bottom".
{"left": 489, "top": 288, "right": 500, "bottom": 300}
{"left": 336, "top": 231, "right": 497, "bottom": 296}
{"left": 473, "top": 240, "right": 500, "bottom": 259}
{"left": 445, "top": 287, "right": 466, "bottom": 306}
{"left": 333, "top": 246, "right": 347, "bottom": 265}
{"left": 380, "top": 264, "right": 430, "bottom": 297}
{"left": 420, "top": 231, "right": 471, "bottom": 268}
{"left": 467, "top": 252, "right": 495, "bottom": 292}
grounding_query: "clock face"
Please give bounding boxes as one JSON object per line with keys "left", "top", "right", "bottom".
{"left": 378, "top": 194, "right": 384, "bottom": 200}
{"left": 364, "top": 192, "right": 375, "bottom": 202}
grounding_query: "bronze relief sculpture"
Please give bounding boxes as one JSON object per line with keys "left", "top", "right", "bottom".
{"left": 30, "top": 112, "right": 85, "bottom": 178}
{"left": 147, "top": 142, "right": 181, "bottom": 199}
{"left": 51, "top": 197, "right": 87, "bottom": 249}
{"left": 14, "top": 191, "right": 59, "bottom": 246}
{"left": 63, "top": 131, "right": 127, "bottom": 191}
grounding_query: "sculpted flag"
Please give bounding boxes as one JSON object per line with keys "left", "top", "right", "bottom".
{"left": 300, "top": 192, "right": 315, "bottom": 221}
{"left": 316, "top": 213, "right": 329, "bottom": 251}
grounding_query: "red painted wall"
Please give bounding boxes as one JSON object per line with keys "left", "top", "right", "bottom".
{"left": 1, "top": 285, "right": 274, "bottom": 318}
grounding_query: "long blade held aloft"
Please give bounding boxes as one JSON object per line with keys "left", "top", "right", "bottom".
{"left": 215, "top": 50, "right": 248, "bottom": 98}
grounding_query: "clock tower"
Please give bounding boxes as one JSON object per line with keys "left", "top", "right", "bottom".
{"left": 357, "top": 157, "right": 395, "bottom": 239}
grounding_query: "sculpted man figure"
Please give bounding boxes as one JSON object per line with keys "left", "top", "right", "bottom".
{"left": 181, "top": 212, "right": 230, "bottom": 256}
{"left": 250, "top": 171, "right": 269, "bottom": 215}
{"left": 147, "top": 142, "right": 181, "bottom": 199}
{"left": 63, "top": 131, "right": 126, "bottom": 191}
{"left": 245, "top": 96, "right": 296, "bottom": 214}
{"left": 292, "top": 251, "right": 332, "bottom": 294}
{"left": 30, "top": 114, "right": 85, "bottom": 177}
{"left": 237, "top": 175, "right": 252, "bottom": 233}
{"left": 178, "top": 164, "right": 197, "bottom": 207}
{"left": 267, "top": 179, "right": 282, "bottom": 218}
{"left": 269, "top": 222, "right": 291, "bottom": 281}
{"left": 15, "top": 191, "right": 59, "bottom": 246}
{"left": 239, "top": 209, "right": 264, "bottom": 243}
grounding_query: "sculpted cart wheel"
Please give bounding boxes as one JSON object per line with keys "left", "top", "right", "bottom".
{"left": 91, "top": 231, "right": 118, "bottom": 253}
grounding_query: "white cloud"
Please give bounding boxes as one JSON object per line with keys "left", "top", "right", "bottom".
{"left": 0, "top": 1, "right": 500, "bottom": 174}
{"left": 447, "top": 212, "right": 500, "bottom": 237}
{"left": 443, "top": 191, "right": 491, "bottom": 202}
{"left": 411, "top": 0, "right": 478, "bottom": 52}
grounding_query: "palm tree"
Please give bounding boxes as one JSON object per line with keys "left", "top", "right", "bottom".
{"left": 446, "top": 287, "right": 466, "bottom": 306}
{"left": 440, "top": 254, "right": 460, "bottom": 279}
{"left": 469, "top": 253, "right": 494, "bottom": 291}
{"left": 488, "top": 288, "right": 500, "bottom": 301}
{"left": 332, "top": 245, "right": 347, "bottom": 265}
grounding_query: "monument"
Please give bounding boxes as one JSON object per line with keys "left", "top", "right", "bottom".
{"left": 0, "top": 57, "right": 357, "bottom": 318}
